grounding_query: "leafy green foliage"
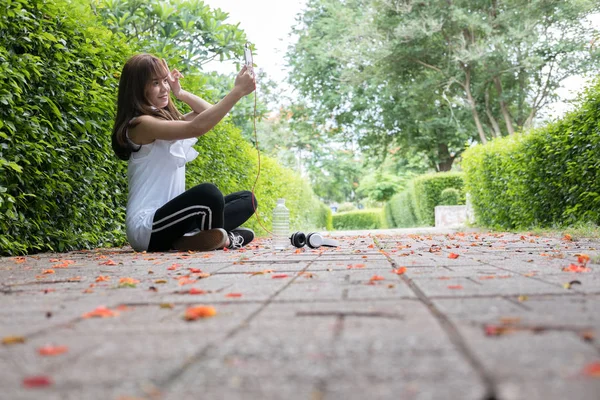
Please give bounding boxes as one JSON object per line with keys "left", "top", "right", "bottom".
{"left": 0, "top": 0, "right": 130, "bottom": 255}
{"left": 94, "top": 0, "right": 271, "bottom": 139}
{"left": 356, "top": 171, "right": 402, "bottom": 203}
{"left": 287, "top": 0, "right": 600, "bottom": 171}
{"left": 187, "top": 121, "right": 331, "bottom": 236}
{"left": 411, "top": 172, "right": 465, "bottom": 226}
{"left": 385, "top": 189, "right": 419, "bottom": 228}
{"left": 439, "top": 188, "right": 461, "bottom": 206}
{"left": 93, "top": 0, "right": 248, "bottom": 71}
{"left": 332, "top": 209, "right": 384, "bottom": 230}
{"left": 462, "top": 77, "right": 600, "bottom": 229}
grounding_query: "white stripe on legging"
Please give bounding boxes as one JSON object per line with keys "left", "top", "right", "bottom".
{"left": 151, "top": 205, "right": 212, "bottom": 233}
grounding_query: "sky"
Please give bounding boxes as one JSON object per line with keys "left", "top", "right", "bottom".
{"left": 201, "top": 1, "right": 599, "bottom": 120}
{"left": 201, "top": 0, "right": 307, "bottom": 86}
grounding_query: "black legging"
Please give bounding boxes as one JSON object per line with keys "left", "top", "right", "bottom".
{"left": 147, "top": 183, "right": 256, "bottom": 251}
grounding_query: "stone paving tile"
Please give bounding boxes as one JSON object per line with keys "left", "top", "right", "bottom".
{"left": 2, "top": 229, "right": 600, "bottom": 399}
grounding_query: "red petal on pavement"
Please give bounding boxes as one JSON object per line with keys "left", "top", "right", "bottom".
{"left": 23, "top": 375, "right": 53, "bottom": 388}
{"left": 562, "top": 264, "right": 591, "bottom": 273}
{"left": 393, "top": 267, "right": 407, "bottom": 275}
{"left": 347, "top": 264, "right": 366, "bottom": 269}
{"left": 225, "top": 293, "right": 242, "bottom": 298}
{"left": 447, "top": 285, "right": 463, "bottom": 289}
{"left": 577, "top": 254, "right": 591, "bottom": 265}
{"left": 368, "top": 275, "right": 385, "bottom": 284}
{"left": 448, "top": 253, "right": 460, "bottom": 259}
{"left": 582, "top": 362, "right": 600, "bottom": 377}
{"left": 99, "top": 260, "right": 117, "bottom": 266}
{"left": 272, "top": 274, "right": 289, "bottom": 279}
{"left": 38, "top": 345, "right": 68, "bottom": 356}
{"left": 188, "top": 288, "right": 206, "bottom": 295}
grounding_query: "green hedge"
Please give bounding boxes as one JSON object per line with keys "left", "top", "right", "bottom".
{"left": 0, "top": 0, "right": 130, "bottom": 255}
{"left": 385, "top": 188, "right": 419, "bottom": 228}
{"left": 189, "top": 128, "right": 331, "bottom": 236}
{"left": 411, "top": 172, "right": 465, "bottom": 226}
{"left": 0, "top": 0, "right": 328, "bottom": 255}
{"left": 462, "top": 78, "right": 600, "bottom": 229}
{"left": 332, "top": 209, "right": 384, "bottom": 230}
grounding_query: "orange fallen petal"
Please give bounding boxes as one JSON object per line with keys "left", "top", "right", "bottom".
{"left": 563, "top": 234, "right": 572, "bottom": 241}
{"left": 369, "top": 275, "right": 385, "bottom": 281}
{"left": 42, "top": 269, "right": 55, "bottom": 275}
{"left": 95, "top": 275, "right": 110, "bottom": 282}
{"left": 184, "top": 305, "right": 217, "bottom": 320}
{"left": 188, "top": 288, "right": 207, "bottom": 295}
{"left": 448, "top": 285, "right": 463, "bottom": 289}
{"left": 82, "top": 306, "right": 118, "bottom": 319}
{"left": 53, "top": 259, "right": 75, "bottom": 268}
{"left": 448, "top": 253, "right": 460, "bottom": 259}
{"left": 38, "top": 345, "right": 68, "bottom": 356}
{"left": 119, "top": 277, "right": 140, "bottom": 287}
{"left": 563, "top": 264, "right": 591, "bottom": 273}
{"left": 582, "top": 362, "right": 600, "bottom": 377}
{"left": 22, "top": 375, "right": 53, "bottom": 388}
{"left": 189, "top": 268, "right": 203, "bottom": 273}
{"left": 272, "top": 274, "right": 289, "bottom": 279}
{"left": 99, "top": 260, "right": 117, "bottom": 266}
{"left": 13, "top": 256, "right": 27, "bottom": 264}
{"left": 178, "top": 277, "right": 197, "bottom": 285}
{"left": 167, "top": 263, "right": 182, "bottom": 271}
{"left": 393, "top": 267, "right": 407, "bottom": 275}
{"left": 225, "top": 293, "right": 242, "bottom": 298}
{"left": 577, "top": 254, "right": 590, "bottom": 265}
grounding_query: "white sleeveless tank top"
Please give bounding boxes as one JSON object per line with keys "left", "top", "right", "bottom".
{"left": 125, "top": 134, "right": 199, "bottom": 251}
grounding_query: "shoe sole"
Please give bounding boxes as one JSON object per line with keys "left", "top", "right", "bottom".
{"left": 173, "top": 228, "right": 228, "bottom": 252}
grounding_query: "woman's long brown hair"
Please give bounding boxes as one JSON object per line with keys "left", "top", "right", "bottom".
{"left": 112, "top": 54, "right": 183, "bottom": 161}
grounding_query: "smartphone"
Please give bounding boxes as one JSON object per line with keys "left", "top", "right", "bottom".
{"left": 244, "top": 43, "right": 253, "bottom": 68}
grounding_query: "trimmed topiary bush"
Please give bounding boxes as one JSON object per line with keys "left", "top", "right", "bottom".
{"left": 411, "top": 172, "right": 465, "bottom": 226}
{"left": 439, "top": 188, "right": 461, "bottom": 206}
{"left": 332, "top": 209, "right": 384, "bottom": 230}
{"left": 462, "top": 77, "right": 600, "bottom": 229}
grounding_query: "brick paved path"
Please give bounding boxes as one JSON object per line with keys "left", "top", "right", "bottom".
{"left": 1, "top": 229, "right": 599, "bottom": 400}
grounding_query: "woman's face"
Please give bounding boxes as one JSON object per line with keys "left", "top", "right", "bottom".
{"left": 145, "top": 74, "right": 170, "bottom": 109}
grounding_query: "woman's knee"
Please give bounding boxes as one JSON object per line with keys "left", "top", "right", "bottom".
{"left": 190, "top": 183, "right": 224, "bottom": 207}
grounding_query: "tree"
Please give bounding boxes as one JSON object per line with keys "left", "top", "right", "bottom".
{"left": 93, "top": 0, "right": 247, "bottom": 71}
{"left": 93, "top": 0, "right": 273, "bottom": 137}
{"left": 286, "top": 0, "right": 600, "bottom": 170}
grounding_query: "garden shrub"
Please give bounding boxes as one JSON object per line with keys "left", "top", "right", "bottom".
{"left": 332, "top": 209, "right": 384, "bottom": 230}
{"left": 0, "top": 0, "right": 130, "bottom": 255}
{"left": 462, "top": 77, "right": 600, "bottom": 229}
{"left": 411, "top": 172, "right": 465, "bottom": 226}
{"left": 188, "top": 124, "right": 331, "bottom": 236}
{"left": 0, "top": 0, "right": 329, "bottom": 256}
{"left": 385, "top": 188, "right": 419, "bottom": 228}
{"left": 439, "top": 188, "right": 460, "bottom": 206}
